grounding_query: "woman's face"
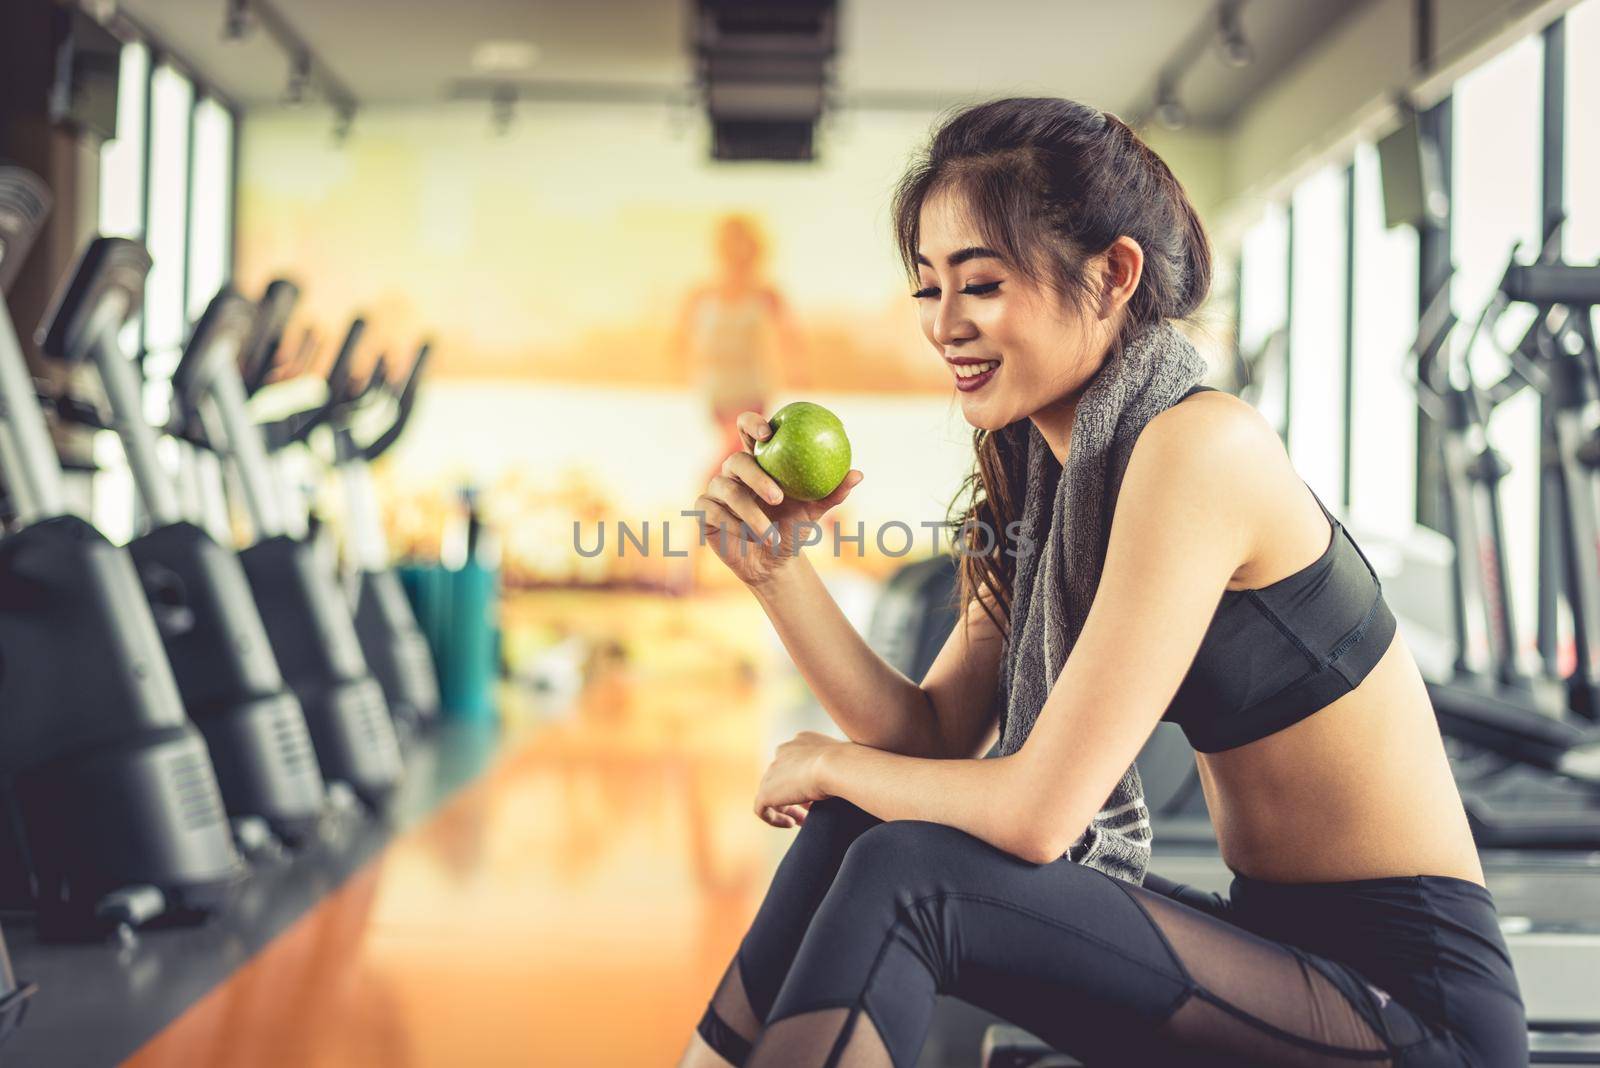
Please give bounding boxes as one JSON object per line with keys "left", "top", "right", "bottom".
{"left": 913, "top": 189, "right": 1117, "bottom": 433}
{"left": 717, "top": 219, "right": 761, "bottom": 275}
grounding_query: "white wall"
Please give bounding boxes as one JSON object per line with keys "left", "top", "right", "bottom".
{"left": 1142, "top": 127, "right": 1228, "bottom": 226}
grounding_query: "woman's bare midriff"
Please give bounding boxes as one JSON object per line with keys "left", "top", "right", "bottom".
{"left": 1195, "top": 633, "right": 1487, "bottom": 887}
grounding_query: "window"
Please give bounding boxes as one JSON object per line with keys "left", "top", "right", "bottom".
{"left": 1450, "top": 33, "right": 1544, "bottom": 664}
{"left": 144, "top": 62, "right": 193, "bottom": 386}
{"left": 1568, "top": 0, "right": 1600, "bottom": 262}
{"left": 99, "top": 40, "right": 148, "bottom": 240}
{"left": 90, "top": 36, "right": 238, "bottom": 540}
{"left": 1347, "top": 142, "right": 1419, "bottom": 536}
{"left": 93, "top": 40, "right": 152, "bottom": 544}
{"left": 1287, "top": 164, "right": 1348, "bottom": 505}
{"left": 1237, "top": 203, "right": 1290, "bottom": 437}
{"left": 187, "top": 97, "right": 234, "bottom": 320}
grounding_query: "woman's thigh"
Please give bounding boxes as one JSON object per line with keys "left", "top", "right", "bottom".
{"left": 777, "top": 818, "right": 1481, "bottom": 1067}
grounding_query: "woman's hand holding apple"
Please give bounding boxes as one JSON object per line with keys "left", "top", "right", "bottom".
{"left": 693, "top": 409, "right": 862, "bottom": 588}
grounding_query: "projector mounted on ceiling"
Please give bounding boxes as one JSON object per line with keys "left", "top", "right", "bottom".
{"left": 694, "top": 0, "right": 838, "bottom": 162}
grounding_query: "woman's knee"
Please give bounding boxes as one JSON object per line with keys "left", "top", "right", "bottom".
{"left": 763, "top": 798, "right": 882, "bottom": 893}
{"left": 830, "top": 819, "right": 984, "bottom": 897}
{"left": 795, "top": 797, "right": 879, "bottom": 845}
{"left": 830, "top": 820, "right": 1107, "bottom": 910}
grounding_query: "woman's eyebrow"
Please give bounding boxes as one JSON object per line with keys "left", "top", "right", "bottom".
{"left": 915, "top": 246, "right": 1002, "bottom": 268}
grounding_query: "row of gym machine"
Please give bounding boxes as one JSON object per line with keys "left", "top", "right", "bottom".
{"left": 0, "top": 161, "right": 445, "bottom": 1042}
{"left": 1405, "top": 218, "right": 1600, "bottom": 847}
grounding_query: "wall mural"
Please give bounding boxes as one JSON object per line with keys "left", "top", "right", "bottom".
{"left": 236, "top": 104, "right": 1222, "bottom": 592}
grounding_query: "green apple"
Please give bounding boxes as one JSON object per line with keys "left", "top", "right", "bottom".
{"left": 754, "top": 401, "right": 852, "bottom": 502}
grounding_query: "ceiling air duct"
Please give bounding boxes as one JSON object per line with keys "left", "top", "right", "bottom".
{"left": 694, "top": 0, "right": 838, "bottom": 162}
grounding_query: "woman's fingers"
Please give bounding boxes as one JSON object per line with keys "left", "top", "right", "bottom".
{"left": 760, "top": 806, "right": 797, "bottom": 828}
{"left": 705, "top": 475, "right": 777, "bottom": 543}
{"left": 723, "top": 451, "right": 784, "bottom": 506}
{"left": 736, "top": 411, "right": 772, "bottom": 453}
{"left": 693, "top": 496, "right": 747, "bottom": 548}
{"left": 756, "top": 805, "right": 809, "bottom": 829}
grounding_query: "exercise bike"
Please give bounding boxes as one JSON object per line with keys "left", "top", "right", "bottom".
{"left": 0, "top": 164, "right": 243, "bottom": 941}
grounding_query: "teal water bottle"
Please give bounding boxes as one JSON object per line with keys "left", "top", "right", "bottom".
{"left": 398, "top": 561, "right": 451, "bottom": 691}
{"left": 441, "top": 489, "right": 498, "bottom": 720}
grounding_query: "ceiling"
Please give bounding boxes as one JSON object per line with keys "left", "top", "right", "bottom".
{"left": 114, "top": 0, "right": 1362, "bottom": 127}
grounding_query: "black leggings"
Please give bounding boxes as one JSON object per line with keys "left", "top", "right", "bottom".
{"left": 696, "top": 798, "right": 1527, "bottom": 1067}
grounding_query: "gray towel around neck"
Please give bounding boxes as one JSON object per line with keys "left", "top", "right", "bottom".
{"left": 992, "top": 319, "right": 1210, "bottom": 884}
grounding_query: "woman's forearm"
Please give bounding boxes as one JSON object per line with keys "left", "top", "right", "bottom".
{"left": 751, "top": 556, "right": 944, "bottom": 758}
{"left": 819, "top": 742, "right": 1052, "bottom": 863}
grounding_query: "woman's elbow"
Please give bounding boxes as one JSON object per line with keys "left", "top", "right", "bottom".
{"left": 997, "top": 822, "right": 1070, "bottom": 865}
{"left": 1011, "top": 840, "right": 1062, "bottom": 866}
{"left": 1013, "top": 811, "right": 1091, "bottom": 865}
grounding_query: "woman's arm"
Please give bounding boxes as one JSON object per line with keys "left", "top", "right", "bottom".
{"left": 764, "top": 287, "right": 809, "bottom": 390}
{"left": 817, "top": 744, "right": 1041, "bottom": 860}
{"left": 666, "top": 287, "right": 704, "bottom": 377}
{"left": 752, "top": 549, "right": 1006, "bottom": 761}
{"left": 751, "top": 556, "right": 942, "bottom": 758}
{"left": 802, "top": 398, "right": 1268, "bottom": 863}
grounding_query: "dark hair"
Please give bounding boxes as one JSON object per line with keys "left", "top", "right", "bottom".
{"left": 890, "top": 97, "right": 1213, "bottom": 637}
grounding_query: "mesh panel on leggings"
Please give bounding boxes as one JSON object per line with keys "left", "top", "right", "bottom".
{"left": 746, "top": 1007, "right": 894, "bottom": 1068}
{"left": 1131, "top": 888, "right": 1394, "bottom": 1064}
{"left": 699, "top": 957, "right": 764, "bottom": 1065}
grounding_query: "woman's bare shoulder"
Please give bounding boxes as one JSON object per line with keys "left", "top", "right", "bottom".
{"left": 1141, "top": 388, "right": 1284, "bottom": 474}
{"left": 1140, "top": 389, "right": 1326, "bottom": 584}
{"left": 1139, "top": 389, "right": 1302, "bottom": 515}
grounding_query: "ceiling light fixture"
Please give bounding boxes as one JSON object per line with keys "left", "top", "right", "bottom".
{"left": 490, "top": 87, "right": 517, "bottom": 136}
{"left": 284, "top": 51, "right": 313, "bottom": 107}
{"left": 1154, "top": 78, "right": 1188, "bottom": 131}
{"left": 222, "top": 0, "right": 252, "bottom": 42}
{"left": 1217, "top": 2, "right": 1254, "bottom": 68}
{"left": 332, "top": 105, "right": 355, "bottom": 145}
{"left": 1133, "top": 0, "right": 1254, "bottom": 131}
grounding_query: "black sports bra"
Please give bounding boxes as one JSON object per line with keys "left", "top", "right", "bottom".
{"left": 1159, "top": 386, "right": 1398, "bottom": 753}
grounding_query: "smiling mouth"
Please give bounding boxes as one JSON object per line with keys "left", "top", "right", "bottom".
{"left": 951, "top": 360, "right": 1000, "bottom": 393}
{"left": 951, "top": 360, "right": 999, "bottom": 380}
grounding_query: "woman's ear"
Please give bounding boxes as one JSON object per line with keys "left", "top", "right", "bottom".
{"left": 1097, "top": 236, "right": 1145, "bottom": 319}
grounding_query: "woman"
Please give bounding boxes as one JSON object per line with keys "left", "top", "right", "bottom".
{"left": 668, "top": 214, "right": 807, "bottom": 594}
{"left": 677, "top": 98, "right": 1525, "bottom": 1067}
{"left": 671, "top": 213, "right": 808, "bottom": 477}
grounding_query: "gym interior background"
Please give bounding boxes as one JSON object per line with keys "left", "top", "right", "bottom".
{"left": 1, "top": 0, "right": 1599, "bottom": 1064}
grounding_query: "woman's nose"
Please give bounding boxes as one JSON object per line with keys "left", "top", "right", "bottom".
{"left": 932, "top": 298, "right": 973, "bottom": 346}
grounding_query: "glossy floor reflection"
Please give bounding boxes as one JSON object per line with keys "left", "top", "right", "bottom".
{"left": 126, "top": 588, "right": 808, "bottom": 1067}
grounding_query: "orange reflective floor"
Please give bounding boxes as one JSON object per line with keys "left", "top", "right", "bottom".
{"left": 122, "top": 588, "right": 807, "bottom": 1067}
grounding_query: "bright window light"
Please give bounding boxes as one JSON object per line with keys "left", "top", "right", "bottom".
{"left": 1288, "top": 164, "right": 1348, "bottom": 505}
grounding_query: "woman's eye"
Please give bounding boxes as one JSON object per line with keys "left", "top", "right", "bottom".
{"left": 911, "top": 282, "right": 1002, "bottom": 299}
